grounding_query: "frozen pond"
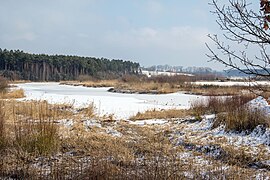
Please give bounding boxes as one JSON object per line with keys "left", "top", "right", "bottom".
{"left": 15, "top": 83, "right": 205, "bottom": 119}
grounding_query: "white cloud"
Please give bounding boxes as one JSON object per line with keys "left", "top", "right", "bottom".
{"left": 104, "top": 26, "right": 211, "bottom": 51}
{"left": 98, "top": 26, "right": 213, "bottom": 67}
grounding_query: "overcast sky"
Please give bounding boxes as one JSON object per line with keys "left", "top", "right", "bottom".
{"left": 0, "top": 0, "right": 257, "bottom": 70}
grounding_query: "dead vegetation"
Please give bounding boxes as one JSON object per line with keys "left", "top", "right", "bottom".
{"left": 191, "top": 95, "right": 270, "bottom": 132}
{"left": 0, "top": 88, "right": 25, "bottom": 99}
{"left": 61, "top": 79, "right": 119, "bottom": 88}
{"left": 0, "top": 98, "right": 269, "bottom": 179}
{"left": 130, "top": 109, "right": 192, "bottom": 120}
{"left": 61, "top": 74, "right": 265, "bottom": 96}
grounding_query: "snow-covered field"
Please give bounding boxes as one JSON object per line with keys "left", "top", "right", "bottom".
{"left": 10, "top": 82, "right": 270, "bottom": 178}
{"left": 193, "top": 81, "right": 270, "bottom": 86}
{"left": 15, "top": 82, "right": 205, "bottom": 119}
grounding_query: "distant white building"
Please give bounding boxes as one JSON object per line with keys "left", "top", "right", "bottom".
{"left": 141, "top": 70, "right": 194, "bottom": 77}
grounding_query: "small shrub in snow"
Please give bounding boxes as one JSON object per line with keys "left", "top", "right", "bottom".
{"left": 191, "top": 95, "right": 268, "bottom": 132}
{"left": 224, "top": 106, "right": 267, "bottom": 132}
{"left": 213, "top": 104, "right": 269, "bottom": 133}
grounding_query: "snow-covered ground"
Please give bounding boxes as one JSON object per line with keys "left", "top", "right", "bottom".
{"left": 11, "top": 83, "right": 270, "bottom": 177}
{"left": 15, "top": 82, "right": 205, "bottom": 119}
{"left": 193, "top": 81, "right": 270, "bottom": 86}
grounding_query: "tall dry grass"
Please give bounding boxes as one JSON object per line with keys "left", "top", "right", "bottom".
{"left": 0, "top": 89, "right": 25, "bottom": 99}
{"left": 0, "top": 100, "right": 66, "bottom": 155}
{"left": 14, "top": 120, "right": 59, "bottom": 155}
{"left": 130, "top": 109, "right": 191, "bottom": 120}
{"left": 191, "top": 95, "right": 269, "bottom": 132}
{"left": 215, "top": 106, "right": 268, "bottom": 132}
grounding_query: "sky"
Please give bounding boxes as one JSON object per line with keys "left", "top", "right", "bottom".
{"left": 0, "top": 0, "right": 256, "bottom": 70}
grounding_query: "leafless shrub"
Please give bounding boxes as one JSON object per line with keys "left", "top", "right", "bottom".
{"left": 190, "top": 99, "right": 208, "bottom": 120}
{"left": 215, "top": 106, "right": 268, "bottom": 132}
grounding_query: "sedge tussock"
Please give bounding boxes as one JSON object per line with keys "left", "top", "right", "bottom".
{"left": 0, "top": 89, "right": 25, "bottom": 99}
{"left": 130, "top": 109, "right": 192, "bottom": 120}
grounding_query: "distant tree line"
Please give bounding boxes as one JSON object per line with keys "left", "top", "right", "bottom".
{"left": 0, "top": 49, "right": 140, "bottom": 81}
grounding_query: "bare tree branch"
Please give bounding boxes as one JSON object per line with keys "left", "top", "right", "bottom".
{"left": 207, "top": 0, "right": 270, "bottom": 81}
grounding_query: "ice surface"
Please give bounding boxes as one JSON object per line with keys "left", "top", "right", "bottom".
{"left": 15, "top": 83, "right": 205, "bottom": 120}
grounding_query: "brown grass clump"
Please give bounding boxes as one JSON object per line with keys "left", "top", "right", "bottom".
{"left": 2, "top": 100, "right": 73, "bottom": 122}
{"left": 190, "top": 99, "right": 208, "bottom": 120}
{"left": 215, "top": 106, "right": 269, "bottom": 132}
{"left": 185, "top": 84, "right": 246, "bottom": 96}
{"left": 61, "top": 79, "right": 119, "bottom": 88}
{"left": 191, "top": 95, "right": 255, "bottom": 117}
{"left": 0, "top": 89, "right": 25, "bottom": 99}
{"left": 190, "top": 94, "right": 269, "bottom": 132}
{"left": 130, "top": 109, "right": 191, "bottom": 120}
{"left": 0, "top": 100, "right": 61, "bottom": 155}
{"left": 77, "top": 103, "right": 96, "bottom": 119}
{"left": 114, "top": 81, "right": 177, "bottom": 94}
{"left": 0, "top": 100, "right": 61, "bottom": 179}
{"left": 14, "top": 120, "right": 59, "bottom": 155}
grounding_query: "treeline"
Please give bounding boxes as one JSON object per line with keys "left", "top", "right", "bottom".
{"left": 0, "top": 49, "right": 140, "bottom": 81}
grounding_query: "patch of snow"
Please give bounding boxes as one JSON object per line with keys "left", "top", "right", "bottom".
{"left": 262, "top": 160, "right": 270, "bottom": 166}
{"left": 256, "top": 173, "right": 270, "bottom": 180}
{"left": 203, "top": 114, "right": 216, "bottom": 120}
{"left": 83, "top": 119, "right": 102, "bottom": 128}
{"left": 187, "top": 116, "right": 215, "bottom": 131}
{"left": 105, "top": 127, "right": 122, "bottom": 137}
{"left": 247, "top": 96, "right": 270, "bottom": 115}
{"left": 177, "top": 151, "right": 192, "bottom": 159}
{"left": 55, "top": 119, "right": 74, "bottom": 128}
{"left": 213, "top": 125, "right": 270, "bottom": 147}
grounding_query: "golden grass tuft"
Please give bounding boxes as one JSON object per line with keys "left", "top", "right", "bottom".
{"left": 190, "top": 95, "right": 269, "bottom": 132}
{"left": 14, "top": 120, "right": 59, "bottom": 155}
{"left": 215, "top": 106, "right": 269, "bottom": 132}
{"left": 61, "top": 79, "right": 119, "bottom": 88}
{"left": 0, "top": 89, "right": 25, "bottom": 99}
{"left": 130, "top": 109, "right": 191, "bottom": 120}
{"left": 0, "top": 100, "right": 62, "bottom": 155}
